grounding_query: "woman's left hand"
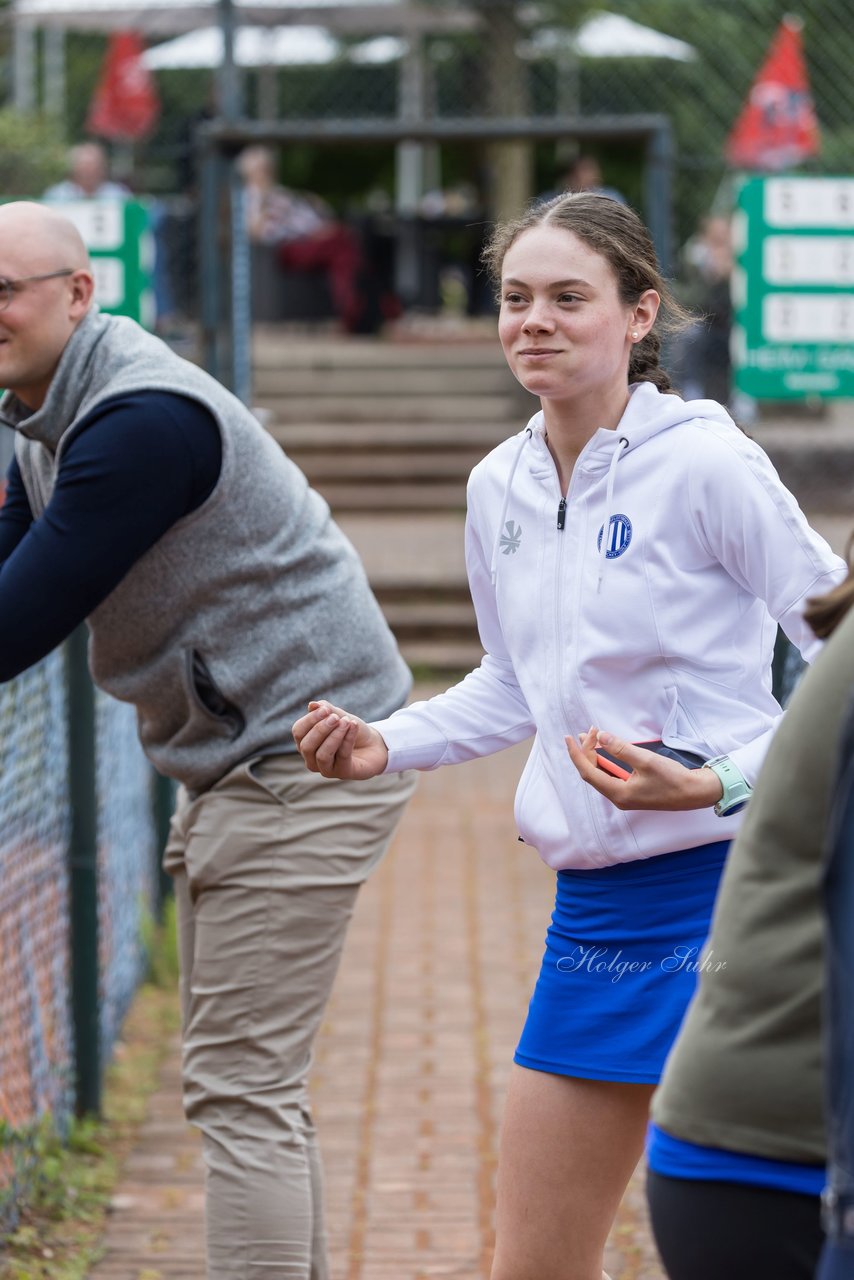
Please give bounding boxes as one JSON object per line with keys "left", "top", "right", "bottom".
{"left": 565, "top": 728, "right": 724, "bottom": 812}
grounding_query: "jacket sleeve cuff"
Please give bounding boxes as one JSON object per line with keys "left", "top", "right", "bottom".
{"left": 726, "top": 726, "right": 778, "bottom": 789}
{"left": 370, "top": 712, "right": 448, "bottom": 773}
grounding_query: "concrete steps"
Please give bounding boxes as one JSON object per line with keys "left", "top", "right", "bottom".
{"left": 276, "top": 451, "right": 487, "bottom": 481}
{"left": 252, "top": 329, "right": 508, "bottom": 367}
{"left": 373, "top": 587, "right": 482, "bottom": 675}
{"left": 266, "top": 421, "right": 517, "bottom": 451}
{"left": 266, "top": 422, "right": 514, "bottom": 511}
{"left": 264, "top": 393, "right": 516, "bottom": 423}
{"left": 258, "top": 367, "right": 515, "bottom": 396}
{"left": 380, "top": 597, "right": 476, "bottom": 630}
{"left": 255, "top": 335, "right": 534, "bottom": 522}
{"left": 252, "top": 337, "right": 524, "bottom": 672}
{"left": 315, "top": 482, "right": 470, "bottom": 512}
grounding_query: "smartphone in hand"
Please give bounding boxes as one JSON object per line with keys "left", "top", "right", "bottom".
{"left": 594, "top": 740, "right": 706, "bottom": 781}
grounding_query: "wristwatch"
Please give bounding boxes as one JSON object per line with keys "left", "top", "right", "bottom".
{"left": 702, "top": 755, "right": 752, "bottom": 817}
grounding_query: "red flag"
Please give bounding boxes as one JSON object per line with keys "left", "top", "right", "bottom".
{"left": 725, "top": 16, "right": 820, "bottom": 171}
{"left": 87, "top": 32, "right": 159, "bottom": 142}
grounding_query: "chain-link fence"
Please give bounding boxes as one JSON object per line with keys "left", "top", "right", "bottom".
{"left": 0, "top": 648, "right": 160, "bottom": 1234}
{"left": 134, "top": 1, "right": 850, "bottom": 224}
{"left": 95, "top": 691, "right": 160, "bottom": 1068}
{"left": 0, "top": 654, "right": 73, "bottom": 1234}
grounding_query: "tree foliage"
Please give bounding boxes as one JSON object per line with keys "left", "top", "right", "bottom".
{"left": 0, "top": 109, "right": 66, "bottom": 197}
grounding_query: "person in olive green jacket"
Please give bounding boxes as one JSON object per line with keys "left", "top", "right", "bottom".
{"left": 646, "top": 555, "right": 854, "bottom": 1280}
{"left": 818, "top": 687, "right": 854, "bottom": 1279}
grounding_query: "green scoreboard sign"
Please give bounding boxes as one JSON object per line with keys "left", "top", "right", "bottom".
{"left": 732, "top": 175, "right": 854, "bottom": 399}
{"left": 47, "top": 199, "right": 155, "bottom": 329}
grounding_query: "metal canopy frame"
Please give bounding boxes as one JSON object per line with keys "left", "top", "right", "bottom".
{"left": 197, "top": 112, "right": 674, "bottom": 400}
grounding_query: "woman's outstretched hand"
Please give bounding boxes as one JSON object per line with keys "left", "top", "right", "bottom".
{"left": 293, "top": 700, "right": 390, "bottom": 780}
{"left": 565, "top": 728, "right": 723, "bottom": 812}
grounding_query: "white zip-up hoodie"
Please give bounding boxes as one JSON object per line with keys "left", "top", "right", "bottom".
{"left": 374, "top": 383, "right": 846, "bottom": 870}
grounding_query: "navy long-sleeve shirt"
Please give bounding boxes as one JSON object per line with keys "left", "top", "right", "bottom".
{"left": 0, "top": 391, "right": 221, "bottom": 681}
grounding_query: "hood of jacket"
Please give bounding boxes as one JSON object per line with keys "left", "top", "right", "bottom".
{"left": 490, "top": 382, "right": 738, "bottom": 587}
{"left": 528, "top": 380, "right": 738, "bottom": 461}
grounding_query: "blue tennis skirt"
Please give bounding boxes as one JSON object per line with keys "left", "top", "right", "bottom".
{"left": 514, "top": 840, "right": 730, "bottom": 1085}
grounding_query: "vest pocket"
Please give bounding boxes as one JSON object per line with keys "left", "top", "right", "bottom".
{"left": 186, "top": 648, "right": 246, "bottom": 740}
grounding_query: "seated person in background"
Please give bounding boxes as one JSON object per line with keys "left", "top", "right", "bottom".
{"left": 538, "top": 151, "right": 627, "bottom": 205}
{"left": 237, "top": 145, "right": 385, "bottom": 334}
{"left": 43, "top": 141, "right": 131, "bottom": 202}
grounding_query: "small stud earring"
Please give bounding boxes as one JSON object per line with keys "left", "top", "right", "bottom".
{"left": 631, "top": 331, "right": 639, "bottom": 340}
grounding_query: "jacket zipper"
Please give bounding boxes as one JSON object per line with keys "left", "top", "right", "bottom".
{"left": 554, "top": 451, "right": 615, "bottom": 864}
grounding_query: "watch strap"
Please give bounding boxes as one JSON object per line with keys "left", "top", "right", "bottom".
{"left": 702, "top": 755, "right": 752, "bottom": 817}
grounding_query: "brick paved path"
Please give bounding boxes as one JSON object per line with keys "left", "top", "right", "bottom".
{"left": 92, "top": 741, "right": 665, "bottom": 1280}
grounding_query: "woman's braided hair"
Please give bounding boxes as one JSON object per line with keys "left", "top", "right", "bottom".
{"left": 481, "top": 192, "right": 692, "bottom": 395}
{"left": 804, "top": 533, "right": 854, "bottom": 638}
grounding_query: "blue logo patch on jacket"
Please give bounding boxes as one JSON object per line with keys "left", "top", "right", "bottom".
{"left": 597, "top": 514, "right": 633, "bottom": 558}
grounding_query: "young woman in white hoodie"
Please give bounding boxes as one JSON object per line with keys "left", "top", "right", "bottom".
{"left": 294, "top": 193, "right": 845, "bottom": 1280}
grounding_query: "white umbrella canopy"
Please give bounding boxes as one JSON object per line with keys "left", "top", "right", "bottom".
{"left": 527, "top": 12, "right": 695, "bottom": 62}
{"left": 11, "top": 0, "right": 475, "bottom": 37}
{"left": 13, "top": 2, "right": 693, "bottom": 54}
{"left": 576, "top": 12, "right": 694, "bottom": 59}
{"left": 141, "top": 23, "right": 404, "bottom": 68}
{"left": 135, "top": 8, "right": 695, "bottom": 72}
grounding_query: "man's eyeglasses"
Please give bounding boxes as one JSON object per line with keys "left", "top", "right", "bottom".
{"left": 0, "top": 269, "right": 75, "bottom": 312}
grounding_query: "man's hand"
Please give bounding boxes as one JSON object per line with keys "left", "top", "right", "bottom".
{"left": 293, "top": 700, "right": 389, "bottom": 780}
{"left": 565, "top": 728, "right": 724, "bottom": 812}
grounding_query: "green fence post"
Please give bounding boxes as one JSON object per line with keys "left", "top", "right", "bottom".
{"left": 66, "top": 625, "right": 101, "bottom": 1117}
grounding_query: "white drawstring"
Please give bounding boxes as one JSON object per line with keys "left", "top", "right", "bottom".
{"left": 490, "top": 428, "right": 533, "bottom": 584}
{"left": 596, "top": 436, "right": 629, "bottom": 593}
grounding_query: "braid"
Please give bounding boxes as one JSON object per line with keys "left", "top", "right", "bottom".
{"left": 804, "top": 533, "right": 854, "bottom": 638}
{"left": 629, "top": 331, "right": 674, "bottom": 394}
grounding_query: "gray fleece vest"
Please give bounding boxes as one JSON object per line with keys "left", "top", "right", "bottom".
{"left": 7, "top": 309, "right": 411, "bottom": 792}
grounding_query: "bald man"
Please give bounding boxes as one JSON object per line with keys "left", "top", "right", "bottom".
{"left": 43, "top": 141, "right": 131, "bottom": 201}
{"left": 0, "top": 202, "right": 415, "bottom": 1280}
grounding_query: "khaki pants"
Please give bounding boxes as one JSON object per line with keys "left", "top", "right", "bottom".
{"left": 164, "top": 754, "right": 416, "bottom": 1280}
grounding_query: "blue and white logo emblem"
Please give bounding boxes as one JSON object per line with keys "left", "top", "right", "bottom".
{"left": 596, "top": 514, "right": 633, "bottom": 559}
{"left": 499, "top": 520, "right": 523, "bottom": 555}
